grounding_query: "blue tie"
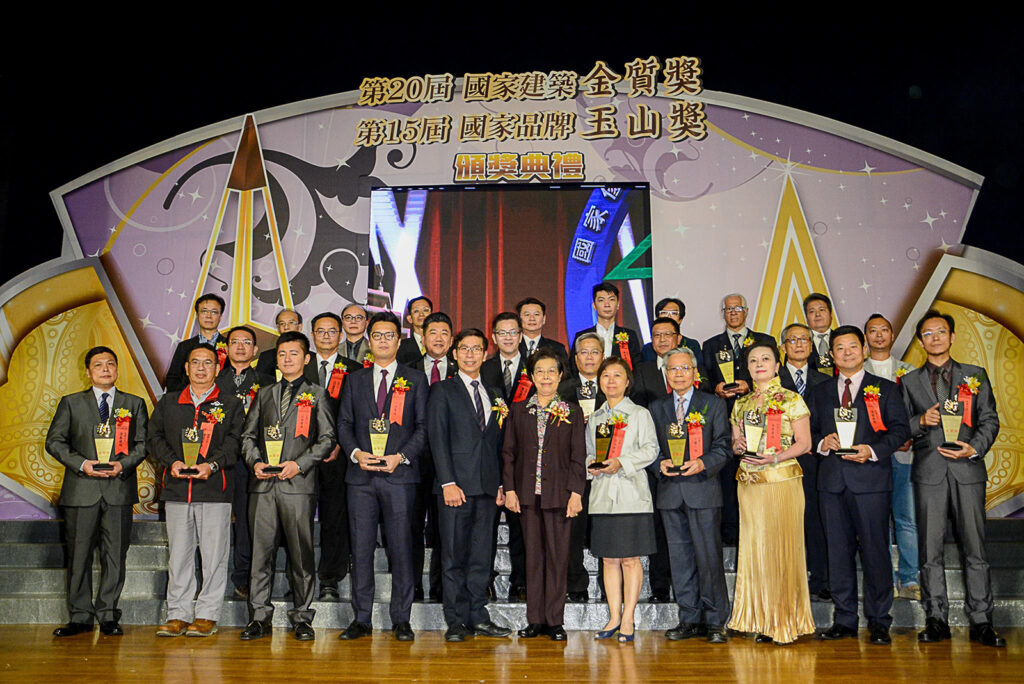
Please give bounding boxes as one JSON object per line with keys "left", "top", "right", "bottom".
{"left": 99, "top": 393, "right": 110, "bottom": 422}
{"left": 795, "top": 369, "right": 805, "bottom": 395}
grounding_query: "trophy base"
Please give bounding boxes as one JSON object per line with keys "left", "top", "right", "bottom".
{"left": 667, "top": 464, "right": 685, "bottom": 474}
{"left": 722, "top": 382, "right": 740, "bottom": 392}
{"left": 93, "top": 463, "right": 114, "bottom": 472}
{"left": 742, "top": 451, "right": 759, "bottom": 458}
{"left": 834, "top": 448, "right": 858, "bottom": 456}
{"left": 367, "top": 458, "right": 387, "bottom": 467}
{"left": 264, "top": 465, "right": 284, "bottom": 474}
{"left": 588, "top": 461, "right": 607, "bottom": 471}
{"left": 940, "top": 442, "right": 963, "bottom": 451}
{"left": 180, "top": 468, "right": 199, "bottom": 475}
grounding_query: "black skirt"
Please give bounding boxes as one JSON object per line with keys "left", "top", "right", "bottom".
{"left": 589, "top": 513, "right": 657, "bottom": 558}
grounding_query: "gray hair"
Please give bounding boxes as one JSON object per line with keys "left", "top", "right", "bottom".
{"left": 573, "top": 332, "right": 605, "bottom": 355}
{"left": 664, "top": 346, "right": 698, "bottom": 368}
{"left": 721, "top": 293, "right": 748, "bottom": 309}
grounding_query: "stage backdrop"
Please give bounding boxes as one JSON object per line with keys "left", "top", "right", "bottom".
{"left": 2, "top": 58, "right": 1021, "bottom": 517}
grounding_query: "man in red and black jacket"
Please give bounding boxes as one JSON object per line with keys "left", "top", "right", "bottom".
{"left": 149, "top": 344, "right": 245, "bottom": 638}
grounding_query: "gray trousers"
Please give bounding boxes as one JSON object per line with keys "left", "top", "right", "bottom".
{"left": 63, "top": 501, "right": 132, "bottom": 623}
{"left": 248, "top": 488, "right": 316, "bottom": 624}
{"left": 165, "top": 501, "right": 231, "bottom": 622}
{"left": 660, "top": 504, "right": 731, "bottom": 628}
{"left": 916, "top": 475, "right": 993, "bottom": 624}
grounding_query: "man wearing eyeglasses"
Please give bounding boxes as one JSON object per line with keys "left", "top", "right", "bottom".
{"left": 901, "top": 310, "right": 1004, "bottom": 648}
{"left": 340, "top": 304, "right": 371, "bottom": 364}
{"left": 255, "top": 309, "right": 303, "bottom": 386}
{"left": 337, "top": 312, "right": 428, "bottom": 642}
{"left": 639, "top": 298, "right": 704, "bottom": 368}
{"left": 166, "top": 294, "right": 226, "bottom": 393}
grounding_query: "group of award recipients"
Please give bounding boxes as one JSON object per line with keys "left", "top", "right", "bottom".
{"left": 45, "top": 281, "right": 1006, "bottom": 649}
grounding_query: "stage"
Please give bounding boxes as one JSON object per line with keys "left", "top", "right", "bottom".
{"left": 5, "top": 625, "right": 1021, "bottom": 682}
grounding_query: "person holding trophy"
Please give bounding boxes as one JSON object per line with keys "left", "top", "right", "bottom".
{"left": 727, "top": 342, "right": 815, "bottom": 644}
{"left": 586, "top": 357, "right": 659, "bottom": 644}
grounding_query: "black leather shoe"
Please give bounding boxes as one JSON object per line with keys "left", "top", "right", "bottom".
{"left": 647, "top": 592, "right": 671, "bottom": 604}
{"left": 810, "top": 589, "right": 832, "bottom": 603}
{"left": 53, "top": 622, "right": 92, "bottom": 637}
{"left": 240, "top": 620, "right": 270, "bottom": 640}
{"left": 819, "top": 623, "right": 857, "bottom": 640}
{"left": 318, "top": 585, "right": 340, "bottom": 602}
{"left": 755, "top": 633, "right": 773, "bottom": 644}
{"left": 969, "top": 623, "right": 1006, "bottom": 648}
{"left": 472, "top": 621, "right": 512, "bottom": 637}
{"left": 517, "top": 623, "right": 546, "bottom": 638}
{"left": 293, "top": 622, "right": 315, "bottom": 641}
{"left": 338, "top": 620, "right": 372, "bottom": 640}
{"left": 918, "top": 617, "right": 951, "bottom": 643}
{"left": 393, "top": 622, "right": 415, "bottom": 642}
{"left": 99, "top": 621, "right": 123, "bottom": 636}
{"left": 665, "top": 622, "right": 702, "bottom": 640}
{"left": 548, "top": 625, "right": 567, "bottom": 641}
{"left": 707, "top": 627, "right": 728, "bottom": 644}
{"left": 868, "top": 623, "right": 891, "bottom": 645}
{"left": 567, "top": 591, "right": 589, "bottom": 603}
{"left": 445, "top": 624, "right": 470, "bottom": 642}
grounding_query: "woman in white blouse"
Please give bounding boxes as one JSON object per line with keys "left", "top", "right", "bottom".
{"left": 586, "top": 357, "right": 659, "bottom": 643}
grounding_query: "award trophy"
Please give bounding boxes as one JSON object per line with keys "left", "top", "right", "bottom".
{"left": 940, "top": 399, "right": 965, "bottom": 451}
{"left": 264, "top": 424, "right": 284, "bottom": 474}
{"left": 589, "top": 422, "right": 612, "bottom": 470}
{"left": 368, "top": 418, "right": 390, "bottom": 467}
{"left": 742, "top": 411, "right": 764, "bottom": 457}
{"left": 717, "top": 348, "right": 738, "bottom": 392}
{"left": 666, "top": 422, "right": 687, "bottom": 473}
{"left": 577, "top": 383, "right": 596, "bottom": 423}
{"left": 834, "top": 407, "right": 858, "bottom": 456}
{"left": 816, "top": 353, "right": 834, "bottom": 376}
{"left": 180, "top": 427, "right": 201, "bottom": 475}
{"left": 93, "top": 422, "right": 114, "bottom": 472}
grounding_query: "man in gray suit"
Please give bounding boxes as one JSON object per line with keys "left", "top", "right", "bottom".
{"left": 901, "top": 310, "right": 1004, "bottom": 648}
{"left": 45, "top": 346, "right": 149, "bottom": 637}
{"left": 340, "top": 303, "right": 371, "bottom": 365}
{"left": 239, "top": 331, "right": 335, "bottom": 642}
{"left": 647, "top": 347, "right": 731, "bottom": 643}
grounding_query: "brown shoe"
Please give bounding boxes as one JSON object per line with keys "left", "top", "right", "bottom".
{"left": 156, "top": 619, "right": 190, "bottom": 637}
{"left": 186, "top": 619, "right": 218, "bottom": 637}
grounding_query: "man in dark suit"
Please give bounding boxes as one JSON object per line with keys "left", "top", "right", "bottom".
{"left": 428, "top": 328, "right": 512, "bottom": 642}
{"left": 810, "top": 325, "right": 910, "bottom": 645}
{"left": 804, "top": 293, "right": 836, "bottom": 375}
{"left": 572, "top": 282, "right": 641, "bottom": 370}
{"left": 239, "top": 331, "right": 335, "bottom": 642}
{"left": 337, "top": 311, "right": 429, "bottom": 642}
{"left": 639, "top": 298, "right": 704, "bottom": 369}
{"left": 902, "top": 310, "right": 1004, "bottom": 647}
{"left": 648, "top": 346, "right": 731, "bottom": 643}
{"left": 166, "top": 293, "right": 226, "bottom": 392}
{"left": 396, "top": 295, "right": 432, "bottom": 366}
{"left": 254, "top": 308, "right": 303, "bottom": 386}
{"left": 340, "top": 303, "right": 371, "bottom": 364}
{"left": 410, "top": 312, "right": 458, "bottom": 602}
{"left": 700, "top": 293, "right": 775, "bottom": 544}
{"left": 516, "top": 297, "right": 568, "bottom": 360}
{"left": 778, "top": 322, "right": 832, "bottom": 602}
{"left": 45, "top": 346, "right": 149, "bottom": 637}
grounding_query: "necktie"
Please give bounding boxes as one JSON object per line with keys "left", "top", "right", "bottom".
{"left": 528, "top": 340, "right": 536, "bottom": 356}
{"left": 377, "top": 369, "right": 389, "bottom": 416}
{"left": 280, "top": 383, "right": 292, "bottom": 421}
{"left": 817, "top": 334, "right": 829, "bottom": 359}
{"left": 319, "top": 360, "right": 329, "bottom": 386}
{"left": 841, "top": 378, "right": 852, "bottom": 409}
{"left": 431, "top": 358, "right": 441, "bottom": 385}
{"left": 732, "top": 333, "right": 742, "bottom": 357}
{"left": 675, "top": 394, "right": 686, "bottom": 423}
{"left": 585, "top": 380, "right": 595, "bottom": 398}
{"left": 935, "top": 367, "right": 950, "bottom": 402}
{"left": 795, "top": 369, "right": 805, "bottom": 395}
{"left": 99, "top": 393, "right": 110, "bottom": 422}
{"left": 471, "top": 380, "right": 485, "bottom": 431}
{"left": 503, "top": 360, "right": 512, "bottom": 394}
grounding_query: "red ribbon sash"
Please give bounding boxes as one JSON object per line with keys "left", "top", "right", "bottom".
{"left": 199, "top": 421, "right": 215, "bottom": 457}
{"left": 327, "top": 368, "right": 345, "bottom": 399}
{"left": 618, "top": 339, "right": 633, "bottom": 370}
{"left": 114, "top": 418, "right": 130, "bottom": 455}
{"left": 609, "top": 424, "right": 626, "bottom": 459}
{"left": 687, "top": 423, "right": 704, "bottom": 459}
{"left": 512, "top": 375, "right": 533, "bottom": 403}
{"left": 765, "top": 413, "right": 782, "bottom": 451}
{"left": 216, "top": 347, "right": 227, "bottom": 372}
{"left": 389, "top": 392, "right": 406, "bottom": 425}
{"left": 295, "top": 404, "right": 312, "bottom": 438}
{"left": 864, "top": 395, "right": 887, "bottom": 431}
{"left": 958, "top": 386, "right": 974, "bottom": 427}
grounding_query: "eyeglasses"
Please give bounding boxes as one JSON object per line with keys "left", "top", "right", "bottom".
{"left": 666, "top": 365, "right": 695, "bottom": 373}
{"left": 342, "top": 314, "right": 365, "bottom": 322}
{"left": 370, "top": 331, "right": 398, "bottom": 341}
{"left": 920, "top": 329, "right": 950, "bottom": 339}
{"left": 493, "top": 329, "right": 521, "bottom": 338}
{"left": 652, "top": 331, "right": 678, "bottom": 340}
{"left": 188, "top": 359, "right": 216, "bottom": 368}
{"left": 784, "top": 336, "right": 810, "bottom": 345}
{"left": 457, "top": 345, "right": 484, "bottom": 355}
{"left": 197, "top": 308, "right": 221, "bottom": 316}
{"left": 229, "top": 339, "right": 254, "bottom": 346}
{"left": 314, "top": 328, "right": 339, "bottom": 337}
{"left": 576, "top": 349, "right": 602, "bottom": 358}
{"left": 656, "top": 309, "right": 681, "bottom": 318}
{"left": 722, "top": 306, "right": 746, "bottom": 313}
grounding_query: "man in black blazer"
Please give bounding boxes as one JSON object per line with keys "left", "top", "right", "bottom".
{"left": 804, "top": 293, "right": 836, "bottom": 376}
{"left": 516, "top": 297, "right": 568, "bottom": 360}
{"left": 340, "top": 303, "right": 371, "bottom": 364}
{"left": 428, "top": 328, "right": 512, "bottom": 642}
{"left": 639, "top": 297, "right": 704, "bottom": 368}
{"left": 902, "top": 310, "right": 1004, "bottom": 647}
{"left": 45, "top": 346, "right": 149, "bottom": 637}
{"left": 572, "top": 282, "right": 641, "bottom": 370}
{"left": 239, "top": 332, "right": 335, "bottom": 642}
{"left": 166, "top": 293, "right": 226, "bottom": 392}
{"left": 254, "top": 308, "right": 303, "bottom": 386}
{"left": 337, "top": 311, "right": 429, "bottom": 642}
{"left": 396, "top": 295, "right": 432, "bottom": 366}
{"left": 648, "top": 346, "right": 731, "bottom": 643}
{"left": 809, "top": 325, "right": 910, "bottom": 646}
{"left": 778, "top": 322, "right": 832, "bottom": 602}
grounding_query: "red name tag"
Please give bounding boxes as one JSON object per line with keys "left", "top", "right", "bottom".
{"left": 687, "top": 422, "right": 704, "bottom": 459}
{"left": 327, "top": 368, "right": 345, "bottom": 399}
{"left": 618, "top": 339, "right": 633, "bottom": 370}
{"left": 389, "top": 392, "right": 406, "bottom": 426}
{"left": 864, "top": 395, "right": 887, "bottom": 432}
{"left": 199, "top": 421, "right": 215, "bottom": 458}
{"left": 609, "top": 424, "right": 626, "bottom": 459}
{"left": 512, "top": 375, "right": 533, "bottom": 403}
{"left": 766, "top": 413, "right": 782, "bottom": 451}
{"left": 958, "top": 386, "right": 974, "bottom": 427}
{"left": 216, "top": 347, "right": 227, "bottom": 372}
{"left": 115, "top": 419, "right": 130, "bottom": 456}
{"left": 295, "top": 404, "right": 311, "bottom": 438}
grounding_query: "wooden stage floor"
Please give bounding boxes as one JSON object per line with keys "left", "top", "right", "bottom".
{"left": 3, "top": 625, "right": 1022, "bottom": 682}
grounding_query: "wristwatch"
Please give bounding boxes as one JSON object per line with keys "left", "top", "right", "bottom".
{"left": 209, "top": 461, "right": 220, "bottom": 474}
{"left": 399, "top": 452, "right": 410, "bottom": 466}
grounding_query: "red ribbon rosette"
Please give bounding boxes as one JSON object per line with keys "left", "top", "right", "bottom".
{"left": 862, "top": 385, "right": 887, "bottom": 432}
{"left": 389, "top": 377, "right": 411, "bottom": 425}
{"left": 294, "top": 392, "right": 315, "bottom": 438}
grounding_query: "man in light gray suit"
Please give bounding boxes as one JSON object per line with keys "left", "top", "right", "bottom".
{"left": 45, "top": 346, "right": 149, "bottom": 637}
{"left": 647, "top": 347, "right": 731, "bottom": 644}
{"left": 901, "top": 310, "right": 1004, "bottom": 648}
{"left": 239, "top": 331, "right": 335, "bottom": 642}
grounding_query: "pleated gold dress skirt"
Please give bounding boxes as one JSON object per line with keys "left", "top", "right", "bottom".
{"left": 727, "top": 463, "right": 816, "bottom": 644}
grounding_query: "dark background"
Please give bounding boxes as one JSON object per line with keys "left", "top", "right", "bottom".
{"left": 3, "top": 23, "right": 1021, "bottom": 287}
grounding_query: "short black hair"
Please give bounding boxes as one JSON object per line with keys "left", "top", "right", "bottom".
{"left": 276, "top": 331, "right": 310, "bottom": 355}
{"left": 491, "top": 311, "right": 521, "bottom": 331}
{"left": 404, "top": 295, "right": 433, "bottom": 318}
{"left": 189, "top": 343, "right": 219, "bottom": 361}
{"left": 85, "top": 346, "right": 117, "bottom": 368}
{"left": 369, "top": 311, "right": 402, "bottom": 335}
{"left": 527, "top": 347, "right": 565, "bottom": 376}
{"left": 342, "top": 302, "right": 367, "bottom": 317}
{"left": 654, "top": 297, "right": 685, "bottom": 318}
{"left": 592, "top": 282, "right": 619, "bottom": 300}
{"left": 597, "top": 356, "right": 633, "bottom": 394}
{"left": 423, "top": 311, "right": 453, "bottom": 335}
{"left": 274, "top": 308, "right": 302, "bottom": 325}
{"left": 742, "top": 340, "right": 781, "bottom": 366}
{"left": 227, "top": 325, "right": 257, "bottom": 344}
{"left": 780, "top": 322, "right": 811, "bottom": 344}
{"left": 194, "top": 293, "right": 225, "bottom": 314}
{"left": 803, "top": 292, "right": 833, "bottom": 314}
{"left": 311, "top": 312, "right": 342, "bottom": 331}
{"left": 829, "top": 325, "right": 865, "bottom": 348}
{"left": 515, "top": 297, "right": 546, "bottom": 316}
{"left": 650, "top": 316, "right": 680, "bottom": 335}
{"left": 915, "top": 309, "right": 956, "bottom": 339}
{"left": 453, "top": 328, "right": 488, "bottom": 353}
{"left": 863, "top": 313, "right": 892, "bottom": 330}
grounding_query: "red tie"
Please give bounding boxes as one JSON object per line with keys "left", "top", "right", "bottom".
{"left": 431, "top": 358, "right": 441, "bottom": 385}
{"left": 841, "top": 378, "right": 852, "bottom": 409}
